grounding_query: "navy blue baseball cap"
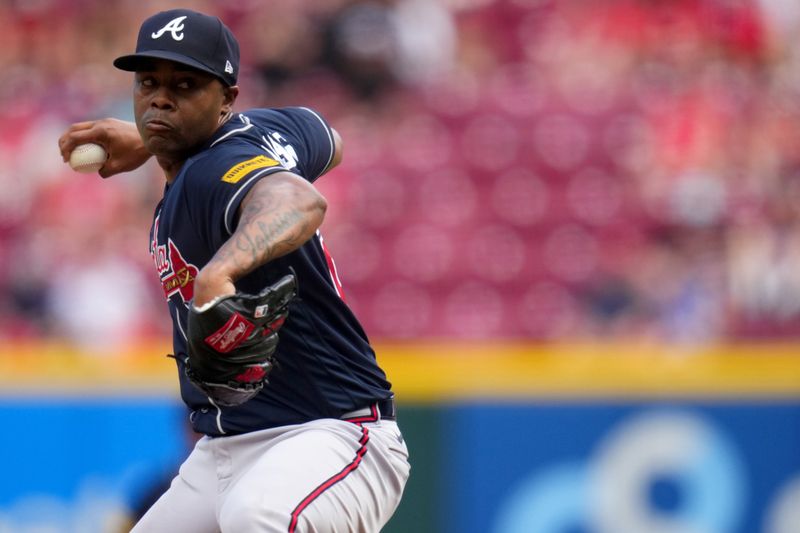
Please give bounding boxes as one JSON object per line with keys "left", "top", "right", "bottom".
{"left": 114, "top": 9, "right": 239, "bottom": 86}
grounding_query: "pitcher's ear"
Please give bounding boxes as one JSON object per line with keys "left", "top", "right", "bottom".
{"left": 222, "top": 85, "right": 239, "bottom": 111}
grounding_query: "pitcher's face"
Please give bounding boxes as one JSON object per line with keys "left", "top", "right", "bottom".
{"left": 133, "top": 58, "right": 235, "bottom": 160}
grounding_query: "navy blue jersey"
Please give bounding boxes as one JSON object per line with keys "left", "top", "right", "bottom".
{"left": 149, "top": 107, "right": 393, "bottom": 436}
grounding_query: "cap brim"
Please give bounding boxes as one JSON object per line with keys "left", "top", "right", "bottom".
{"left": 113, "top": 51, "right": 226, "bottom": 83}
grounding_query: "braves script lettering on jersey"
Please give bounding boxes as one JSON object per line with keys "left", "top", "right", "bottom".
{"left": 150, "top": 107, "right": 394, "bottom": 436}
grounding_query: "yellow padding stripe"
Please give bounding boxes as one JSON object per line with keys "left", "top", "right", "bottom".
{"left": 0, "top": 341, "right": 177, "bottom": 396}
{"left": 377, "top": 342, "right": 800, "bottom": 400}
{"left": 0, "top": 341, "right": 798, "bottom": 399}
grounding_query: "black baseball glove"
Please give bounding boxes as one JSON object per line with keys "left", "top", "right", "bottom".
{"left": 180, "top": 273, "right": 298, "bottom": 407}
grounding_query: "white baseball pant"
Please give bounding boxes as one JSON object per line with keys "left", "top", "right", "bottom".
{"left": 131, "top": 413, "right": 410, "bottom": 532}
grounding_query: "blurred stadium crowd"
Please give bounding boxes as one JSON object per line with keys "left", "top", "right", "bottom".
{"left": 1, "top": 0, "right": 800, "bottom": 348}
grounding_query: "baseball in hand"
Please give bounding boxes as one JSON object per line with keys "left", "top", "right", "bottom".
{"left": 69, "top": 143, "right": 108, "bottom": 173}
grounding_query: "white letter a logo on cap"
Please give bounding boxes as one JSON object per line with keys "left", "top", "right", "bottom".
{"left": 152, "top": 16, "right": 187, "bottom": 41}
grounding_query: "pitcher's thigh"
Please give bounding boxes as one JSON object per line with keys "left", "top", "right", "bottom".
{"left": 219, "top": 421, "right": 406, "bottom": 533}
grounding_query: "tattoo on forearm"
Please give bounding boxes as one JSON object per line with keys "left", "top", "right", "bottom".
{"left": 209, "top": 187, "right": 318, "bottom": 278}
{"left": 237, "top": 208, "right": 306, "bottom": 264}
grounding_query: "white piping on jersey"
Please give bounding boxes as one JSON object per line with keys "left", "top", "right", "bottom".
{"left": 223, "top": 167, "right": 284, "bottom": 235}
{"left": 206, "top": 396, "right": 225, "bottom": 435}
{"left": 299, "top": 107, "right": 334, "bottom": 178}
{"left": 174, "top": 304, "right": 226, "bottom": 435}
{"left": 174, "top": 304, "right": 189, "bottom": 342}
{"left": 211, "top": 114, "right": 253, "bottom": 147}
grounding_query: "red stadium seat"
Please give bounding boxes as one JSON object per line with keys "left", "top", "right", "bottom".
{"left": 348, "top": 170, "right": 408, "bottom": 228}
{"left": 321, "top": 223, "right": 384, "bottom": 284}
{"left": 542, "top": 223, "right": 600, "bottom": 282}
{"left": 417, "top": 169, "right": 479, "bottom": 226}
{"left": 459, "top": 113, "right": 521, "bottom": 170}
{"left": 490, "top": 167, "right": 550, "bottom": 227}
{"left": 565, "top": 166, "right": 625, "bottom": 226}
{"left": 466, "top": 224, "right": 527, "bottom": 283}
{"left": 392, "top": 224, "right": 455, "bottom": 282}
{"left": 419, "top": 67, "right": 482, "bottom": 118}
{"left": 442, "top": 281, "right": 505, "bottom": 338}
{"left": 388, "top": 114, "right": 454, "bottom": 171}
{"left": 370, "top": 281, "right": 434, "bottom": 338}
{"left": 485, "top": 62, "right": 546, "bottom": 117}
{"left": 517, "top": 281, "right": 580, "bottom": 338}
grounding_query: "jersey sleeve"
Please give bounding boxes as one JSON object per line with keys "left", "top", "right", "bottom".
{"left": 182, "top": 107, "right": 337, "bottom": 246}
{"left": 183, "top": 144, "right": 287, "bottom": 248}
{"left": 251, "top": 107, "right": 336, "bottom": 183}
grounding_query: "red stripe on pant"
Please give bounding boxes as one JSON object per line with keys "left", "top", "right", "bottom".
{"left": 288, "top": 426, "right": 370, "bottom": 532}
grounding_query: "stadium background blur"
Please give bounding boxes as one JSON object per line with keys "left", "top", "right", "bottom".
{"left": 0, "top": 0, "right": 799, "bottom": 531}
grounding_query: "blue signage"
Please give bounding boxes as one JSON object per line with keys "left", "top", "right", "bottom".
{"left": 0, "top": 397, "right": 187, "bottom": 532}
{"left": 442, "top": 401, "right": 800, "bottom": 533}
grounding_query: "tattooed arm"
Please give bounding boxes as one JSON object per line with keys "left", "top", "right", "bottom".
{"left": 192, "top": 171, "right": 327, "bottom": 307}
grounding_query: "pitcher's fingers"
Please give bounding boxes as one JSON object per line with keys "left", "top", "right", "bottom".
{"left": 65, "top": 121, "right": 97, "bottom": 132}
{"left": 58, "top": 122, "right": 103, "bottom": 161}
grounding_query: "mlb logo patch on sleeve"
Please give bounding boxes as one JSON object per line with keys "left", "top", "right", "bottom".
{"left": 221, "top": 155, "right": 280, "bottom": 183}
